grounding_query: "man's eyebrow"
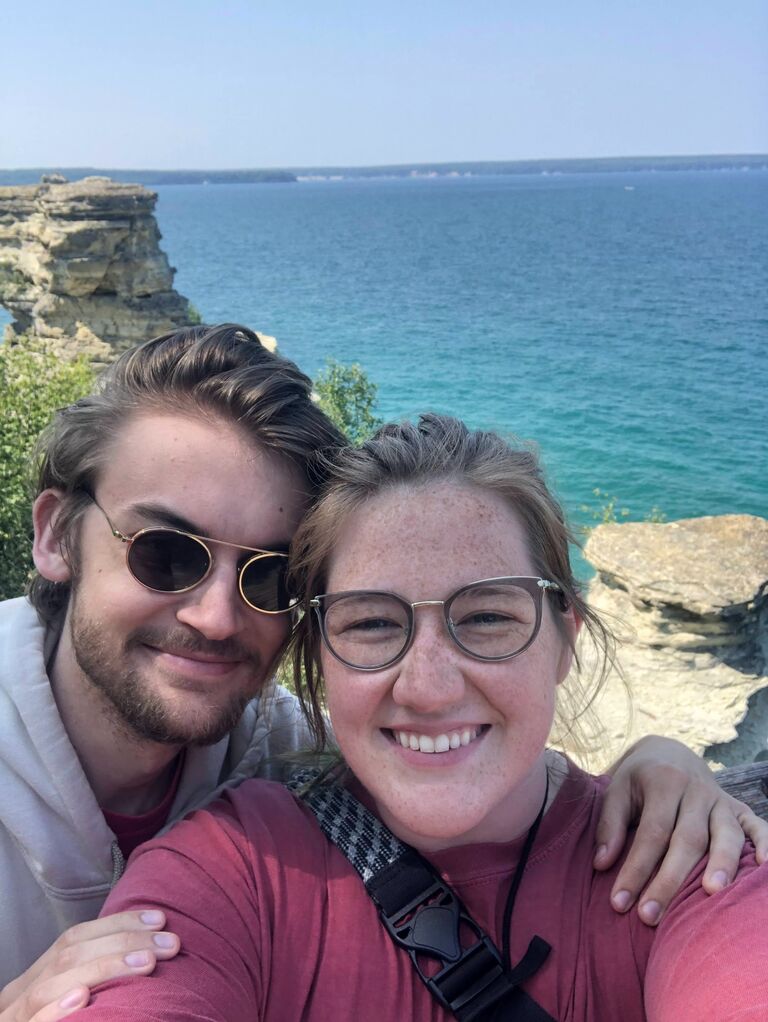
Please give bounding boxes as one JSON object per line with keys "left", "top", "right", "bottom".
{"left": 127, "top": 502, "right": 203, "bottom": 534}
{"left": 125, "top": 502, "right": 291, "bottom": 552}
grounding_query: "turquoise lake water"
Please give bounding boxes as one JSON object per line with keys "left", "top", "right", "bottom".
{"left": 4, "top": 171, "right": 765, "bottom": 552}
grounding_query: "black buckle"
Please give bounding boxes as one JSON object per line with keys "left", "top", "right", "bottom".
{"left": 380, "top": 878, "right": 507, "bottom": 1016}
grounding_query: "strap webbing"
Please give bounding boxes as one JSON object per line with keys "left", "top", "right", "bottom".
{"left": 288, "top": 770, "right": 555, "bottom": 1022}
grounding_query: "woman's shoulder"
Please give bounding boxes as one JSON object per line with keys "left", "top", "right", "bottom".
{"left": 167, "top": 777, "right": 325, "bottom": 848}
{"left": 119, "top": 777, "right": 333, "bottom": 890}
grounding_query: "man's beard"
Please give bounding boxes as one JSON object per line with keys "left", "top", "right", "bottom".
{"left": 69, "top": 598, "right": 268, "bottom": 747}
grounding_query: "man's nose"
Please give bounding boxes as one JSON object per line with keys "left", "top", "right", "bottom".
{"left": 175, "top": 564, "right": 243, "bottom": 641}
{"left": 390, "top": 611, "right": 467, "bottom": 711}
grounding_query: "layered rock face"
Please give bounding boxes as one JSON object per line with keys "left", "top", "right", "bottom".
{"left": 0, "top": 176, "right": 192, "bottom": 359}
{"left": 577, "top": 515, "right": 768, "bottom": 769}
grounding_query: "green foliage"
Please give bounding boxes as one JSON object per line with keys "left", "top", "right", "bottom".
{"left": 187, "top": 303, "right": 203, "bottom": 325}
{"left": 580, "top": 487, "right": 666, "bottom": 529}
{"left": 644, "top": 506, "right": 667, "bottom": 524}
{"left": 313, "top": 359, "right": 382, "bottom": 445}
{"left": 0, "top": 337, "right": 94, "bottom": 600}
{"left": 580, "top": 488, "right": 630, "bottom": 525}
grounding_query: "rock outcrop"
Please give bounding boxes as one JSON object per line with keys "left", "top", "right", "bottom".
{"left": 577, "top": 515, "right": 768, "bottom": 769}
{"left": 0, "top": 176, "right": 193, "bottom": 360}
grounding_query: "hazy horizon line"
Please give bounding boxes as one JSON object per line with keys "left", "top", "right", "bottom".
{"left": 3, "top": 152, "right": 767, "bottom": 174}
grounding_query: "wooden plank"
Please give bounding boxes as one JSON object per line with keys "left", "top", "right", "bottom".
{"left": 716, "top": 761, "right": 768, "bottom": 820}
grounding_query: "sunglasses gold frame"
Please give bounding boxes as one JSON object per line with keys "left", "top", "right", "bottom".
{"left": 87, "top": 497, "right": 291, "bottom": 615}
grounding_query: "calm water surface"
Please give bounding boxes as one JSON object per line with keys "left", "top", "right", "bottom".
{"left": 6, "top": 171, "right": 764, "bottom": 563}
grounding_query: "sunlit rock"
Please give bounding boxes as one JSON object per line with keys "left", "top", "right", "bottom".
{"left": 0, "top": 176, "right": 193, "bottom": 360}
{"left": 574, "top": 515, "right": 768, "bottom": 769}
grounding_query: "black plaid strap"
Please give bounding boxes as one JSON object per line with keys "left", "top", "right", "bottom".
{"left": 287, "top": 768, "right": 406, "bottom": 882}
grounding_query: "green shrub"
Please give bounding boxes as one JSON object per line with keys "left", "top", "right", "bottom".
{"left": 580, "top": 488, "right": 631, "bottom": 525}
{"left": 313, "top": 359, "right": 382, "bottom": 445}
{"left": 579, "top": 488, "right": 666, "bottom": 529}
{"left": 0, "top": 337, "right": 94, "bottom": 600}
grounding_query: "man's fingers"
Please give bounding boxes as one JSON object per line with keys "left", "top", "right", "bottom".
{"left": 608, "top": 808, "right": 683, "bottom": 915}
{"left": 593, "top": 778, "right": 633, "bottom": 870}
{"left": 7, "top": 930, "right": 180, "bottom": 1022}
{"left": 26, "top": 986, "right": 88, "bottom": 1022}
{"left": 20, "top": 949, "right": 156, "bottom": 1022}
{"left": 700, "top": 802, "right": 747, "bottom": 893}
{"left": 2, "top": 911, "right": 168, "bottom": 1009}
{"left": 55, "top": 910, "right": 167, "bottom": 950}
{"left": 54, "top": 927, "right": 178, "bottom": 972}
{"left": 632, "top": 810, "right": 718, "bottom": 924}
{"left": 730, "top": 801, "right": 768, "bottom": 864}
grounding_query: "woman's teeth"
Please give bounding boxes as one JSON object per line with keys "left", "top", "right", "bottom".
{"left": 393, "top": 727, "right": 481, "bottom": 754}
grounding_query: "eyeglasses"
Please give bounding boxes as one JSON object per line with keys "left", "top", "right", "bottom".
{"left": 88, "top": 498, "right": 292, "bottom": 614}
{"left": 310, "top": 576, "right": 563, "bottom": 671}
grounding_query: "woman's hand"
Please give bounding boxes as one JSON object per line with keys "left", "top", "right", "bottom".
{"left": 0, "top": 911, "right": 180, "bottom": 1022}
{"left": 595, "top": 735, "right": 768, "bottom": 925}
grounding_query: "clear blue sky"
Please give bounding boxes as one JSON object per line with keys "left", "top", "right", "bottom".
{"left": 2, "top": 0, "right": 766, "bottom": 169}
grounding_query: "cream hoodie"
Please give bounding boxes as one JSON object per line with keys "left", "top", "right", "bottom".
{"left": 0, "top": 597, "right": 312, "bottom": 987}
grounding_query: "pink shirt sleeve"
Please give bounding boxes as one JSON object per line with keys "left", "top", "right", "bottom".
{"left": 644, "top": 850, "right": 768, "bottom": 1021}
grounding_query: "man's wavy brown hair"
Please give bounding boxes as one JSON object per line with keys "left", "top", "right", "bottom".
{"left": 29, "top": 323, "right": 346, "bottom": 625}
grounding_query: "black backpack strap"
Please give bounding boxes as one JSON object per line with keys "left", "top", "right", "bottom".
{"left": 288, "top": 770, "right": 555, "bottom": 1022}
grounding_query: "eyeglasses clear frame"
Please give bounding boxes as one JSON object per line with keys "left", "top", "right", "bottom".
{"left": 310, "top": 576, "right": 564, "bottom": 671}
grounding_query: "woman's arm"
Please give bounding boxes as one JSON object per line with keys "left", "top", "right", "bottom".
{"left": 595, "top": 735, "right": 768, "bottom": 924}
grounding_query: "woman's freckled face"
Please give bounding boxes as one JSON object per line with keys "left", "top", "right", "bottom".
{"left": 321, "top": 480, "right": 576, "bottom": 851}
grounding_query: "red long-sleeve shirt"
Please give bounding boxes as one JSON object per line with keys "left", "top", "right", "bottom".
{"left": 71, "top": 763, "right": 768, "bottom": 1021}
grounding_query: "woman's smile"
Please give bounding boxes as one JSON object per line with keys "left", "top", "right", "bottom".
{"left": 387, "top": 724, "right": 486, "bottom": 754}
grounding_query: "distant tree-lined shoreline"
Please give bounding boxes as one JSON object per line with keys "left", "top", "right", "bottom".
{"left": 0, "top": 154, "right": 765, "bottom": 187}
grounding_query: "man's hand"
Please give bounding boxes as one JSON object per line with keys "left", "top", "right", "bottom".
{"left": 0, "top": 911, "right": 180, "bottom": 1021}
{"left": 595, "top": 735, "right": 768, "bottom": 925}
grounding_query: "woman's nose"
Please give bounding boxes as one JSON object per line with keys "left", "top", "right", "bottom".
{"left": 390, "top": 611, "right": 467, "bottom": 711}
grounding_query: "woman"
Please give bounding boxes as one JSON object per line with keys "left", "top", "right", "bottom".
{"left": 68, "top": 415, "right": 767, "bottom": 1020}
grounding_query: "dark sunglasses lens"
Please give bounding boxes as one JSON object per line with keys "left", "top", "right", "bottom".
{"left": 240, "top": 555, "right": 290, "bottom": 612}
{"left": 128, "top": 531, "right": 211, "bottom": 592}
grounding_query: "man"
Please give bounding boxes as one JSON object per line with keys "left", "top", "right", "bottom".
{"left": 1, "top": 323, "right": 763, "bottom": 1017}
{"left": 0, "top": 324, "right": 345, "bottom": 990}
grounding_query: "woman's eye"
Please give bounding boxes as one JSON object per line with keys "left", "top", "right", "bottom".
{"left": 351, "top": 613, "right": 396, "bottom": 629}
{"left": 457, "top": 611, "right": 512, "bottom": 628}
{"left": 342, "top": 617, "right": 402, "bottom": 635}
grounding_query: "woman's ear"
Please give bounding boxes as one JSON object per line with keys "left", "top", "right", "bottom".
{"left": 555, "top": 604, "right": 583, "bottom": 686}
{"left": 32, "top": 489, "right": 72, "bottom": 582}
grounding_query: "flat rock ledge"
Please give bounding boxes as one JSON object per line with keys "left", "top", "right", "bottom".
{"left": 0, "top": 176, "right": 192, "bottom": 360}
{"left": 569, "top": 515, "right": 768, "bottom": 770}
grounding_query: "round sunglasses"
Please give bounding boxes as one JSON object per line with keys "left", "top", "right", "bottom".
{"left": 87, "top": 497, "right": 291, "bottom": 614}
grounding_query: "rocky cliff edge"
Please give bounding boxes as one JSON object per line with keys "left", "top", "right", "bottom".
{"left": 0, "top": 176, "right": 192, "bottom": 360}
{"left": 577, "top": 514, "right": 767, "bottom": 769}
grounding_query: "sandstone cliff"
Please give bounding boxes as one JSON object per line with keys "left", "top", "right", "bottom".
{"left": 579, "top": 515, "right": 768, "bottom": 769}
{"left": 0, "top": 176, "right": 192, "bottom": 360}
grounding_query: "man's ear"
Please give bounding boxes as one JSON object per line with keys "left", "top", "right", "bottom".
{"left": 32, "top": 489, "right": 73, "bottom": 582}
{"left": 555, "top": 604, "right": 583, "bottom": 686}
